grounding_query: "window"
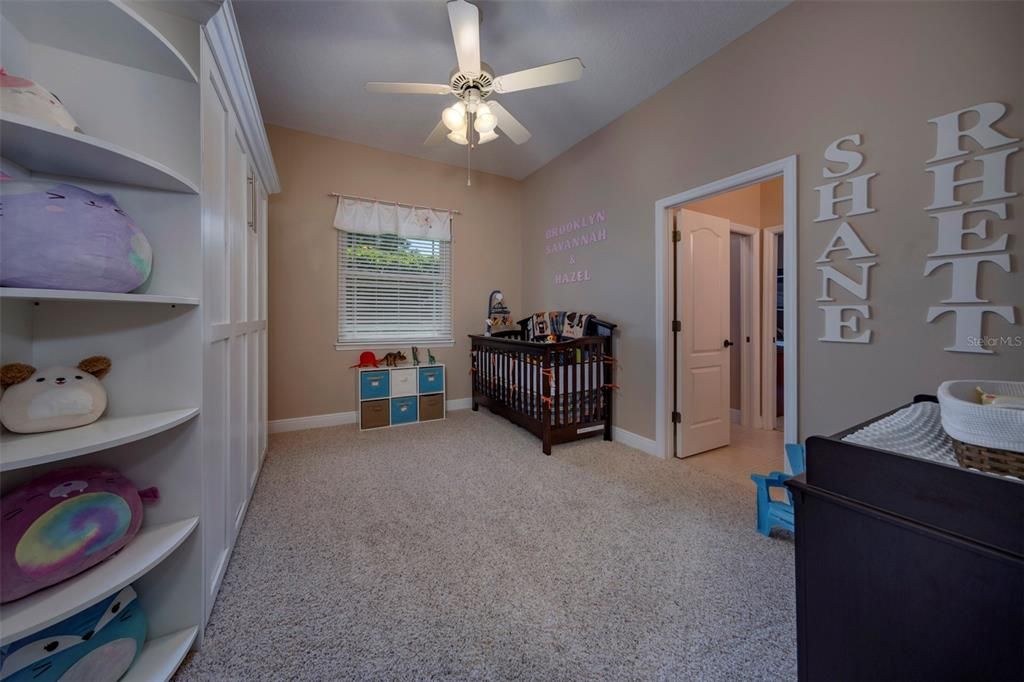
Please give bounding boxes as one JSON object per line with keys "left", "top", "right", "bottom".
{"left": 337, "top": 231, "right": 452, "bottom": 346}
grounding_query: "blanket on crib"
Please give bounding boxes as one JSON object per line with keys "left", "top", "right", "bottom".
{"left": 526, "top": 311, "right": 594, "bottom": 341}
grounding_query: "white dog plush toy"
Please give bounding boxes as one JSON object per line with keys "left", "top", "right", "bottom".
{"left": 0, "top": 357, "right": 111, "bottom": 433}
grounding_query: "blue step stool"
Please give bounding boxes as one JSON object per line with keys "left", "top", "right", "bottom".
{"left": 751, "top": 443, "right": 806, "bottom": 537}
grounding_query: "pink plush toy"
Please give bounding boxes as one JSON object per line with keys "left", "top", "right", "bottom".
{"left": 1, "top": 467, "right": 158, "bottom": 603}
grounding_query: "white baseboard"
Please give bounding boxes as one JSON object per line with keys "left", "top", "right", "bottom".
{"left": 270, "top": 397, "right": 474, "bottom": 434}
{"left": 269, "top": 410, "right": 357, "bottom": 433}
{"left": 730, "top": 408, "right": 741, "bottom": 424}
{"left": 612, "top": 426, "right": 661, "bottom": 458}
{"left": 446, "top": 397, "right": 473, "bottom": 411}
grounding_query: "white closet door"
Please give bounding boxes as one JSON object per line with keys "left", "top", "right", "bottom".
{"left": 226, "top": 128, "right": 249, "bottom": 540}
{"left": 200, "top": 38, "right": 232, "bottom": 616}
{"left": 199, "top": 35, "right": 269, "bottom": 620}
{"left": 258, "top": 182, "right": 269, "bottom": 464}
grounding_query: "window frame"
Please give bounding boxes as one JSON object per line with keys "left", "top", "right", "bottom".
{"left": 335, "top": 231, "right": 455, "bottom": 350}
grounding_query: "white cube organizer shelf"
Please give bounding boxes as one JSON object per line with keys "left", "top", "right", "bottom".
{"left": 358, "top": 364, "right": 446, "bottom": 430}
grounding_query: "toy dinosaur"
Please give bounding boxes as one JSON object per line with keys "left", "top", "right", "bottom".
{"left": 380, "top": 351, "right": 407, "bottom": 367}
{"left": 411, "top": 347, "right": 421, "bottom": 366}
{"left": 427, "top": 348, "right": 436, "bottom": 364}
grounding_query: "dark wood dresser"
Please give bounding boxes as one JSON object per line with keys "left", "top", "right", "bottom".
{"left": 786, "top": 396, "right": 1024, "bottom": 681}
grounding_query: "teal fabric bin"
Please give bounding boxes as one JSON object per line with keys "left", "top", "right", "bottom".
{"left": 360, "top": 370, "right": 390, "bottom": 399}
{"left": 418, "top": 366, "right": 444, "bottom": 393}
{"left": 391, "top": 396, "right": 418, "bottom": 425}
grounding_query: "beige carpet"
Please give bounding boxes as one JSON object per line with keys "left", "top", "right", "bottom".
{"left": 176, "top": 410, "right": 796, "bottom": 681}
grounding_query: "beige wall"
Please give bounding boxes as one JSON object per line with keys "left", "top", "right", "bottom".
{"left": 521, "top": 1, "right": 1023, "bottom": 441}
{"left": 266, "top": 125, "right": 523, "bottom": 421}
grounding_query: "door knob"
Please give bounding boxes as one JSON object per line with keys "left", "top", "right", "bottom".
{"left": 723, "top": 339, "right": 734, "bottom": 348}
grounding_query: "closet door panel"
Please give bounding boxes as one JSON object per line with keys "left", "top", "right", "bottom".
{"left": 226, "top": 129, "right": 249, "bottom": 539}
{"left": 229, "top": 333, "right": 248, "bottom": 536}
{"left": 247, "top": 324, "right": 259, "bottom": 491}
{"left": 203, "top": 338, "right": 230, "bottom": 611}
{"left": 200, "top": 39, "right": 232, "bottom": 616}
{"left": 258, "top": 184, "right": 269, "bottom": 462}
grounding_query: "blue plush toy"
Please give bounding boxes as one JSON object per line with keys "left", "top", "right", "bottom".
{"left": 0, "top": 585, "right": 147, "bottom": 681}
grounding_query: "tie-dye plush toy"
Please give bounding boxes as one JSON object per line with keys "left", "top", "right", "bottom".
{"left": 0, "top": 585, "right": 147, "bottom": 681}
{"left": 0, "top": 179, "right": 152, "bottom": 293}
{"left": 0, "top": 467, "right": 158, "bottom": 603}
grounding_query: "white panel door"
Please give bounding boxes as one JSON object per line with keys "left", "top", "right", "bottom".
{"left": 676, "top": 208, "right": 731, "bottom": 456}
{"left": 200, "top": 35, "right": 269, "bottom": 621}
{"left": 226, "top": 129, "right": 249, "bottom": 539}
{"left": 200, "top": 38, "right": 231, "bottom": 616}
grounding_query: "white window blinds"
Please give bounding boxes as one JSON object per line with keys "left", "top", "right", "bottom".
{"left": 337, "top": 232, "right": 453, "bottom": 345}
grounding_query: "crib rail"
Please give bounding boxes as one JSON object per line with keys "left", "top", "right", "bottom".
{"left": 469, "top": 334, "right": 614, "bottom": 455}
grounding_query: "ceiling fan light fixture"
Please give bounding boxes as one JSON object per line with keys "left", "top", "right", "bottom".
{"left": 477, "top": 129, "right": 499, "bottom": 144}
{"left": 447, "top": 126, "right": 469, "bottom": 145}
{"left": 474, "top": 112, "right": 497, "bottom": 133}
{"left": 442, "top": 105, "right": 466, "bottom": 131}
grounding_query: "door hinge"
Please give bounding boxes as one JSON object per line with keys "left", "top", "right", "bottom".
{"left": 672, "top": 320, "right": 681, "bottom": 333}
{"left": 671, "top": 411, "right": 682, "bottom": 424}
{"left": 672, "top": 230, "right": 681, "bottom": 243}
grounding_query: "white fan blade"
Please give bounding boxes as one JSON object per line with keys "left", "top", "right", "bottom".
{"left": 493, "top": 58, "right": 584, "bottom": 94}
{"left": 487, "top": 100, "right": 531, "bottom": 144}
{"left": 448, "top": 0, "right": 481, "bottom": 76}
{"left": 424, "top": 119, "right": 448, "bottom": 146}
{"left": 365, "top": 82, "right": 451, "bottom": 95}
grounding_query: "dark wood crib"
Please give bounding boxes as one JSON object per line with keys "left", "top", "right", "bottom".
{"left": 469, "top": 317, "right": 616, "bottom": 455}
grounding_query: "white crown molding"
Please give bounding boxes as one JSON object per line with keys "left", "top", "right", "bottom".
{"left": 203, "top": 0, "right": 281, "bottom": 193}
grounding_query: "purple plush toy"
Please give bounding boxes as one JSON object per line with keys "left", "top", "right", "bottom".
{"left": 0, "top": 179, "right": 153, "bottom": 292}
{"left": 1, "top": 467, "right": 159, "bottom": 603}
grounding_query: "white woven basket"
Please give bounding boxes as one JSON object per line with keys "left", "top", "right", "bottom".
{"left": 937, "top": 380, "right": 1024, "bottom": 453}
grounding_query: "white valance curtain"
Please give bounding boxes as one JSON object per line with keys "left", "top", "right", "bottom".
{"left": 333, "top": 196, "right": 452, "bottom": 241}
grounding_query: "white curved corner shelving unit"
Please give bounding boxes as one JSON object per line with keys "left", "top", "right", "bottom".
{"left": 0, "top": 0, "right": 197, "bottom": 83}
{"left": 122, "top": 626, "right": 200, "bottom": 682}
{"left": 0, "top": 288, "right": 200, "bottom": 306}
{"left": 0, "top": 408, "right": 200, "bottom": 472}
{"left": 0, "top": 516, "right": 199, "bottom": 645}
{"left": 0, "top": 114, "right": 199, "bottom": 194}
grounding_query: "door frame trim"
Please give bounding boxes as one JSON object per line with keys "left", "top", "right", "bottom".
{"left": 654, "top": 156, "right": 798, "bottom": 459}
{"left": 762, "top": 224, "right": 784, "bottom": 431}
{"left": 730, "top": 222, "right": 762, "bottom": 430}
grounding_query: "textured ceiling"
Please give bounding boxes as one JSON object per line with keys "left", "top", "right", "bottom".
{"left": 234, "top": 0, "right": 787, "bottom": 180}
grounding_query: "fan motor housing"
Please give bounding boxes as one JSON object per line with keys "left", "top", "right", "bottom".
{"left": 450, "top": 63, "right": 495, "bottom": 99}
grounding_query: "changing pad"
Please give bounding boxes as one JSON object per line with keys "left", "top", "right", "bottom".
{"left": 841, "top": 402, "right": 957, "bottom": 466}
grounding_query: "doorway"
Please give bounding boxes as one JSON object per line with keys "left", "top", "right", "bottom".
{"left": 653, "top": 156, "right": 797, "bottom": 461}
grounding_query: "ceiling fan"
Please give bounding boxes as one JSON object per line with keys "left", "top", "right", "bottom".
{"left": 365, "top": 0, "right": 584, "bottom": 152}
